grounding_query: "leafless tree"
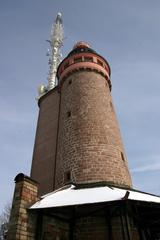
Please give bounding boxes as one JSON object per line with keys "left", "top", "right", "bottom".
{"left": 0, "top": 203, "right": 11, "bottom": 240}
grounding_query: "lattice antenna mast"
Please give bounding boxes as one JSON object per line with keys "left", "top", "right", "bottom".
{"left": 48, "top": 12, "right": 63, "bottom": 90}
{"left": 38, "top": 13, "right": 64, "bottom": 96}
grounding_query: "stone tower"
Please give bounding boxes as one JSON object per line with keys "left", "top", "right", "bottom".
{"left": 7, "top": 17, "right": 160, "bottom": 240}
{"left": 31, "top": 41, "right": 132, "bottom": 195}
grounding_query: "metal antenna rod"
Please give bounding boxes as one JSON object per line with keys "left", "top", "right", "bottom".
{"left": 38, "top": 13, "right": 64, "bottom": 97}
{"left": 47, "top": 12, "right": 64, "bottom": 90}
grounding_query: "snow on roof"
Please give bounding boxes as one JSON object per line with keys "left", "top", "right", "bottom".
{"left": 30, "top": 185, "right": 160, "bottom": 210}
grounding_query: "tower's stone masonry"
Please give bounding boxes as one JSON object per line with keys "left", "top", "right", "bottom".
{"left": 54, "top": 42, "right": 132, "bottom": 189}
{"left": 31, "top": 88, "right": 60, "bottom": 195}
{"left": 55, "top": 70, "right": 132, "bottom": 188}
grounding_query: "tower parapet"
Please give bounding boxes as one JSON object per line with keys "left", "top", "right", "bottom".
{"left": 57, "top": 42, "right": 111, "bottom": 90}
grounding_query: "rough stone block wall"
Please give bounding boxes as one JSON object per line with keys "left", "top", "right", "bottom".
{"left": 74, "top": 214, "right": 140, "bottom": 240}
{"left": 42, "top": 215, "right": 69, "bottom": 240}
{"left": 31, "top": 88, "right": 60, "bottom": 195}
{"left": 74, "top": 216, "right": 108, "bottom": 240}
{"left": 7, "top": 174, "right": 38, "bottom": 240}
{"left": 55, "top": 70, "right": 132, "bottom": 189}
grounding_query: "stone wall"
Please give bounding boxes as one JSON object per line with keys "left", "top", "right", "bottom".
{"left": 74, "top": 210, "right": 140, "bottom": 240}
{"left": 31, "top": 88, "right": 60, "bottom": 196}
{"left": 42, "top": 215, "right": 69, "bottom": 240}
{"left": 55, "top": 70, "right": 132, "bottom": 189}
{"left": 7, "top": 173, "right": 38, "bottom": 240}
{"left": 38, "top": 206, "right": 140, "bottom": 240}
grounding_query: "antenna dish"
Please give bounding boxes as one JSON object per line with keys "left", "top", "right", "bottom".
{"left": 38, "top": 85, "right": 47, "bottom": 96}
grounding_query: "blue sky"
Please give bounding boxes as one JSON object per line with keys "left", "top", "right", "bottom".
{"left": 1, "top": 0, "right": 160, "bottom": 213}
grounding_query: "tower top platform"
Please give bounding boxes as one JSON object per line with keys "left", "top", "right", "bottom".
{"left": 57, "top": 41, "right": 111, "bottom": 90}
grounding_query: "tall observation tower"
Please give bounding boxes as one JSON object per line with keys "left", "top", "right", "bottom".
{"left": 7, "top": 13, "right": 160, "bottom": 240}
{"left": 30, "top": 27, "right": 132, "bottom": 196}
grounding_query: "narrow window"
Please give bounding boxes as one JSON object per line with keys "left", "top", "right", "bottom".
{"left": 74, "top": 57, "right": 82, "bottom": 63}
{"left": 121, "top": 152, "right": 125, "bottom": 161}
{"left": 64, "top": 170, "right": 71, "bottom": 182}
{"left": 68, "top": 79, "right": 72, "bottom": 85}
{"left": 84, "top": 56, "right": 93, "bottom": 62}
{"left": 67, "top": 111, "right": 71, "bottom": 117}
{"left": 97, "top": 59, "right": 103, "bottom": 67}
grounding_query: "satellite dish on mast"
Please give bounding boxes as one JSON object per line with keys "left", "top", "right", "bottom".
{"left": 38, "top": 85, "right": 47, "bottom": 96}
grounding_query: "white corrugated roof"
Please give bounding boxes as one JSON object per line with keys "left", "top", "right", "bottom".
{"left": 30, "top": 185, "right": 160, "bottom": 209}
